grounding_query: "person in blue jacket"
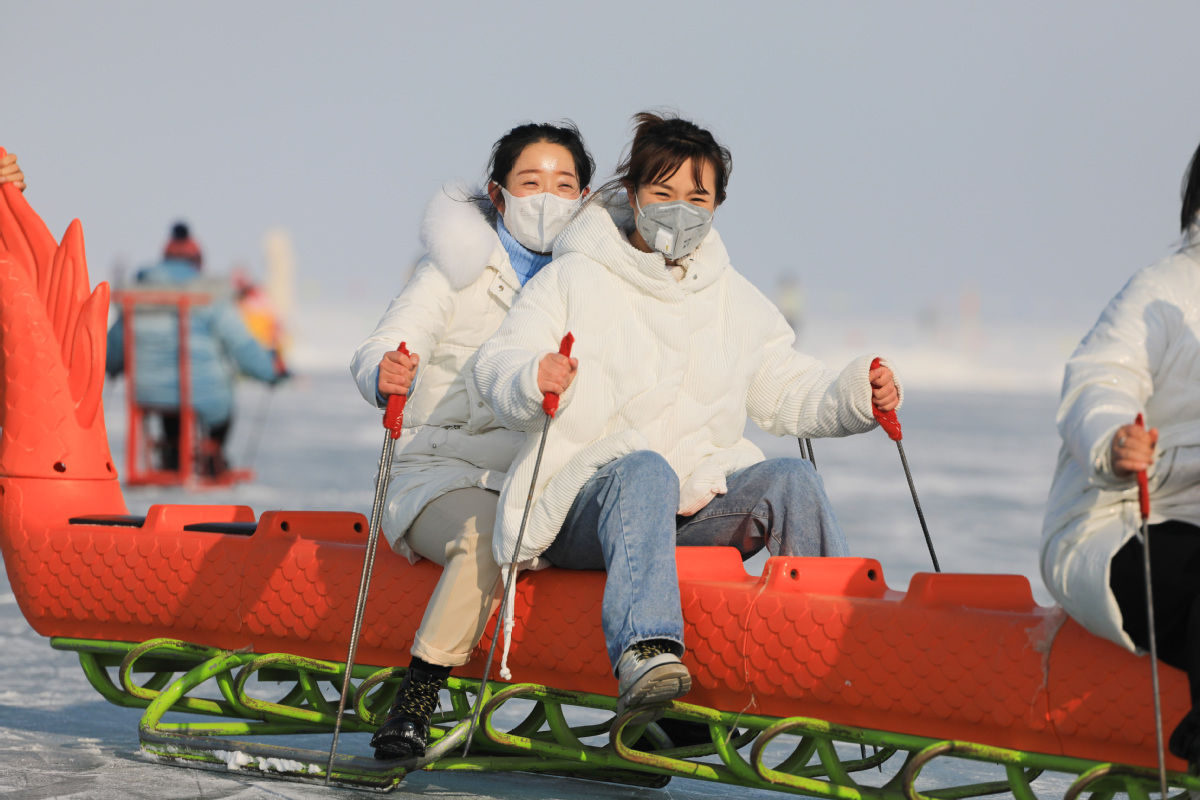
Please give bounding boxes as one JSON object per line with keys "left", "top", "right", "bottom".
{"left": 106, "top": 222, "right": 286, "bottom": 475}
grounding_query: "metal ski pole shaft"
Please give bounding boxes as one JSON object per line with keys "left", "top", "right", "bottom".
{"left": 798, "top": 437, "right": 816, "bottom": 467}
{"left": 869, "top": 358, "right": 940, "bottom": 573}
{"left": 243, "top": 351, "right": 289, "bottom": 469}
{"left": 1133, "top": 413, "right": 1168, "bottom": 798}
{"left": 240, "top": 383, "right": 275, "bottom": 469}
{"left": 462, "top": 332, "right": 574, "bottom": 757}
{"left": 894, "top": 439, "right": 938, "bottom": 572}
{"left": 325, "top": 342, "right": 410, "bottom": 784}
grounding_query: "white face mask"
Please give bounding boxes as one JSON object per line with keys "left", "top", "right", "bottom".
{"left": 634, "top": 198, "right": 713, "bottom": 261}
{"left": 499, "top": 188, "right": 582, "bottom": 254}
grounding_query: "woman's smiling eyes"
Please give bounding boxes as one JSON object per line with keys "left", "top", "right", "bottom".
{"left": 519, "top": 179, "right": 579, "bottom": 194}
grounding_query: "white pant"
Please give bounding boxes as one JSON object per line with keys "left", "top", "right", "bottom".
{"left": 405, "top": 487, "right": 502, "bottom": 667}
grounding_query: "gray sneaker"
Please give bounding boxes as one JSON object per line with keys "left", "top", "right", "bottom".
{"left": 615, "top": 640, "right": 691, "bottom": 718}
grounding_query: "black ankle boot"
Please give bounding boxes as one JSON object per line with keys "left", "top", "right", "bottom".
{"left": 371, "top": 664, "right": 447, "bottom": 760}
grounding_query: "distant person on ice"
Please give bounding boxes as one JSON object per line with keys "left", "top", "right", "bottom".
{"left": 1042, "top": 137, "right": 1200, "bottom": 769}
{"left": 475, "top": 112, "right": 901, "bottom": 719}
{"left": 106, "top": 222, "right": 286, "bottom": 477}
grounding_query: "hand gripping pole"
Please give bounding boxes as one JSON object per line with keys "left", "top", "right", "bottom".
{"left": 870, "top": 357, "right": 940, "bottom": 572}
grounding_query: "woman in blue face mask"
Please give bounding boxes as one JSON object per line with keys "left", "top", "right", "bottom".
{"left": 474, "top": 112, "right": 900, "bottom": 719}
{"left": 351, "top": 121, "right": 593, "bottom": 760}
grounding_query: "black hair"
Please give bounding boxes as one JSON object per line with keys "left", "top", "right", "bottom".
{"left": 607, "top": 112, "right": 732, "bottom": 205}
{"left": 1183, "top": 139, "right": 1200, "bottom": 234}
{"left": 170, "top": 221, "right": 191, "bottom": 241}
{"left": 487, "top": 121, "right": 594, "bottom": 190}
{"left": 474, "top": 121, "right": 594, "bottom": 222}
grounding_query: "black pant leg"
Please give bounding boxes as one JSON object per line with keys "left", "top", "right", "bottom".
{"left": 1110, "top": 519, "right": 1200, "bottom": 761}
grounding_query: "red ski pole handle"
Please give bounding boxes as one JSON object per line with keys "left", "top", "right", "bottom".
{"left": 383, "top": 342, "right": 411, "bottom": 439}
{"left": 542, "top": 332, "right": 575, "bottom": 418}
{"left": 869, "top": 357, "right": 902, "bottom": 442}
{"left": 1135, "top": 412, "right": 1150, "bottom": 520}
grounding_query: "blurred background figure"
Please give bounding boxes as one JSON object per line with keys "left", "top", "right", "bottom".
{"left": 233, "top": 264, "right": 289, "bottom": 372}
{"left": 775, "top": 274, "right": 806, "bottom": 342}
{"left": 106, "top": 221, "right": 287, "bottom": 480}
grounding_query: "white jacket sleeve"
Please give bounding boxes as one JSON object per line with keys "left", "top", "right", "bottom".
{"left": 746, "top": 306, "right": 897, "bottom": 438}
{"left": 1057, "top": 268, "right": 1166, "bottom": 486}
{"left": 350, "top": 260, "right": 456, "bottom": 408}
{"left": 475, "top": 264, "right": 571, "bottom": 432}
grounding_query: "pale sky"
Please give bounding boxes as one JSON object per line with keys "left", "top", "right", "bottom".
{"left": 7, "top": 1, "right": 1200, "bottom": 360}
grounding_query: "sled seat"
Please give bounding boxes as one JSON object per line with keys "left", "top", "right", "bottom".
{"left": 68, "top": 514, "right": 147, "bottom": 527}
{"left": 69, "top": 514, "right": 256, "bottom": 535}
{"left": 66, "top": 508, "right": 369, "bottom": 541}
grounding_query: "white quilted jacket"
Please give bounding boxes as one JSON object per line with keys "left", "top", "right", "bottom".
{"left": 475, "top": 198, "right": 898, "bottom": 567}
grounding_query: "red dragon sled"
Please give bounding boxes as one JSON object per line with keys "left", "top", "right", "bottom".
{"left": 0, "top": 152, "right": 1191, "bottom": 797}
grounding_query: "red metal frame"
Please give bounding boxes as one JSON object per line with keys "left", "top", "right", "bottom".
{"left": 113, "top": 289, "right": 252, "bottom": 488}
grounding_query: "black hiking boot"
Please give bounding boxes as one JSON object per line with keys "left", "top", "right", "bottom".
{"left": 371, "top": 664, "right": 446, "bottom": 760}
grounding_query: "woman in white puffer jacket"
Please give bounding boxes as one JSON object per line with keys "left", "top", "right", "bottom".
{"left": 350, "top": 122, "right": 594, "bottom": 760}
{"left": 476, "top": 113, "right": 901, "bottom": 718}
{"left": 1041, "top": 137, "right": 1200, "bottom": 767}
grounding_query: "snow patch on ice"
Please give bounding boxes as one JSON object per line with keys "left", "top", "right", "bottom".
{"left": 211, "top": 749, "right": 318, "bottom": 774}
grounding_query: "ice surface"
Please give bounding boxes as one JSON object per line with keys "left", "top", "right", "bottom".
{"left": 0, "top": 368, "right": 1080, "bottom": 798}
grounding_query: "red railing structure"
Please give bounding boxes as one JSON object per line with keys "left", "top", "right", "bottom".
{"left": 112, "top": 288, "right": 252, "bottom": 488}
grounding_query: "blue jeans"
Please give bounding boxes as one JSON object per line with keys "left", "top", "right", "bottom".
{"left": 542, "top": 451, "right": 848, "bottom": 669}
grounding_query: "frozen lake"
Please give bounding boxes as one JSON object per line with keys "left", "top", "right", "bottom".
{"left": 0, "top": 367, "right": 1083, "bottom": 798}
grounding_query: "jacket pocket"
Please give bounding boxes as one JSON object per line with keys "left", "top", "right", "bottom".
{"left": 463, "top": 349, "right": 501, "bottom": 432}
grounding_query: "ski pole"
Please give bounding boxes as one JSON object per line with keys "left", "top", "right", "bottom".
{"left": 798, "top": 437, "right": 817, "bottom": 467}
{"left": 242, "top": 351, "right": 289, "bottom": 469}
{"left": 240, "top": 383, "right": 275, "bottom": 470}
{"left": 462, "top": 332, "right": 574, "bottom": 757}
{"left": 869, "top": 357, "right": 940, "bottom": 573}
{"left": 325, "top": 342, "right": 411, "bottom": 784}
{"left": 1133, "top": 412, "right": 1168, "bottom": 798}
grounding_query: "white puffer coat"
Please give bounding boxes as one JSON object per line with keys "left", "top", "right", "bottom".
{"left": 1041, "top": 230, "right": 1200, "bottom": 651}
{"left": 351, "top": 184, "right": 524, "bottom": 560}
{"left": 475, "top": 198, "right": 898, "bottom": 568}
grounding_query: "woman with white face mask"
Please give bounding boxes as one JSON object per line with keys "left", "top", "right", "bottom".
{"left": 350, "top": 122, "right": 592, "bottom": 760}
{"left": 476, "top": 112, "right": 900, "bottom": 719}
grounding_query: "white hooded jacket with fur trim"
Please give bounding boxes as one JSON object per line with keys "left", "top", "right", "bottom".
{"left": 351, "top": 184, "right": 524, "bottom": 560}
{"left": 1041, "top": 231, "right": 1200, "bottom": 652}
{"left": 475, "top": 198, "right": 899, "bottom": 568}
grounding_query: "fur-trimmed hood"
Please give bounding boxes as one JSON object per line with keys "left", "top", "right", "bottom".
{"left": 419, "top": 182, "right": 503, "bottom": 290}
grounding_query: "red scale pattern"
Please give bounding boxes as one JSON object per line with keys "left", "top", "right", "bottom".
{"left": 3, "top": 473, "right": 1192, "bottom": 773}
